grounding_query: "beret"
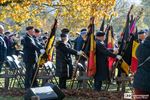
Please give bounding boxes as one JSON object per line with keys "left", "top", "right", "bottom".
{"left": 26, "top": 26, "right": 34, "bottom": 31}
{"left": 61, "top": 28, "right": 69, "bottom": 34}
{"left": 96, "top": 31, "right": 105, "bottom": 36}
{"left": 60, "top": 33, "right": 67, "bottom": 37}
{"left": 138, "top": 30, "right": 145, "bottom": 35}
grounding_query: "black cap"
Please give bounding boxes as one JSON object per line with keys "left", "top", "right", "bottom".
{"left": 4, "top": 31, "right": 11, "bottom": 35}
{"left": 42, "top": 36, "right": 47, "bottom": 40}
{"left": 96, "top": 31, "right": 105, "bottom": 36}
{"left": 61, "top": 28, "right": 69, "bottom": 34}
{"left": 60, "top": 33, "right": 67, "bottom": 37}
{"left": 80, "top": 28, "right": 87, "bottom": 32}
{"left": 26, "top": 26, "right": 34, "bottom": 31}
{"left": 138, "top": 30, "right": 145, "bottom": 35}
{"left": 35, "top": 28, "right": 40, "bottom": 33}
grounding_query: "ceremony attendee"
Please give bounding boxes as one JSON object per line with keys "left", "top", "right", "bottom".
{"left": 22, "top": 26, "right": 45, "bottom": 89}
{"left": 33, "top": 28, "right": 44, "bottom": 53}
{"left": 55, "top": 33, "right": 83, "bottom": 89}
{"left": 61, "top": 28, "right": 73, "bottom": 48}
{"left": 133, "top": 30, "right": 150, "bottom": 100}
{"left": 0, "top": 25, "right": 7, "bottom": 73}
{"left": 73, "top": 29, "right": 87, "bottom": 88}
{"left": 4, "top": 31, "right": 16, "bottom": 56}
{"left": 94, "top": 31, "right": 122, "bottom": 91}
{"left": 138, "top": 30, "right": 146, "bottom": 43}
{"left": 74, "top": 29, "right": 87, "bottom": 51}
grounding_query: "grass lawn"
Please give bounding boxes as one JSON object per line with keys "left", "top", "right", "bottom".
{"left": 0, "top": 96, "right": 23, "bottom": 100}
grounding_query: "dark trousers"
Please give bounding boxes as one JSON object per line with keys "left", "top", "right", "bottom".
{"left": 59, "top": 77, "right": 67, "bottom": 89}
{"left": 94, "top": 78, "right": 102, "bottom": 92}
{"left": 25, "top": 62, "right": 38, "bottom": 89}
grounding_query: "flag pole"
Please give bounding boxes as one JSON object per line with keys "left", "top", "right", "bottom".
{"left": 70, "top": 17, "right": 94, "bottom": 88}
{"left": 111, "top": 6, "right": 144, "bottom": 77}
{"left": 111, "top": 5, "right": 134, "bottom": 77}
{"left": 30, "top": 17, "right": 58, "bottom": 88}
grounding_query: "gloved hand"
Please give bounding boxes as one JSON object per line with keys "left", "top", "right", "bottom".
{"left": 40, "top": 49, "right": 45, "bottom": 54}
{"left": 116, "top": 55, "right": 122, "bottom": 60}
{"left": 113, "top": 46, "right": 119, "bottom": 54}
{"left": 77, "top": 50, "right": 84, "bottom": 56}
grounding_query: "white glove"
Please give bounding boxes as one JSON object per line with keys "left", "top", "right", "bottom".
{"left": 77, "top": 50, "right": 83, "bottom": 56}
{"left": 40, "top": 49, "right": 45, "bottom": 54}
{"left": 116, "top": 55, "right": 122, "bottom": 60}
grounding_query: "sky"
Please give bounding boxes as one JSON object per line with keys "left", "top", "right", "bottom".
{"left": 128, "top": 0, "right": 142, "bottom": 5}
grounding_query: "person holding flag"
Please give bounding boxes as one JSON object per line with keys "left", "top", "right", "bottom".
{"left": 22, "top": 26, "right": 45, "bottom": 89}
{"left": 138, "top": 30, "right": 147, "bottom": 43}
{"left": 133, "top": 30, "right": 150, "bottom": 99}
{"left": 55, "top": 32, "right": 84, "bottom": 89}
{"left": 94, "top": 31, "right": 122, "bottom": 91}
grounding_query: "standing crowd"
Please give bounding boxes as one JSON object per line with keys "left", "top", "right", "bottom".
{"left": 0, "top": 24, "right": 150, "bottom": 99}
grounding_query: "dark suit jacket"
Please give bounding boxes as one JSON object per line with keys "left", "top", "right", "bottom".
{"left": 55, "top": 41, "right": 77, "bottom": 78}
{"left": 133, "top": 36, "right": 150, "bottom": 92}
{"left": 22, "top": 34, "right": 41, "bottom": 64}
{"left": 94, "top": 39, "right": 116, "bottom": 81}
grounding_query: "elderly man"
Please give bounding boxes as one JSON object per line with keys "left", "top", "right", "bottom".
{"left": 56, "top": 33, "right": 83, "bottom": 89}
{"left": 94, "top": 31, "right": 122, "bottom": 91}
{"left": 133, "top": 30, "right": 150, "bottom": 100}
{"left": 22, "top": 26, "right": 45, "bottom": 89}
{"left": 0, "top": 25, "right": 7, "bottom": 73}
{"left": 138, "top": 30, "right": 147, "bottom": 43}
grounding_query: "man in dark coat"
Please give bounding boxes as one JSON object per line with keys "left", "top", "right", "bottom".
{"left": 74, "top": 29, "right": 87, "bottom": 51}
{"left": 61, "top": 28, "right": 73, "bottom": 48}
{"left": 138, "top": 30, "right": 146, "bottom": 43}
{"left": 33, "top": 28, "right": 44, "bottom": 54}
{"left": 0, "top": 25, "right": 7, "bottom": 73}
{"left": 94, "top": 31, "right": 122, "bottom": 91}
{"left": 56, "top": 33, "right": 83, "bottom": 89}
{"left": 22, "top": 26, "right": 45, "bottom": 89}
{"left": 74, "top": 28, "right": 87, "bottom": 50}
{"left": 133, "top": 31, "right": 150, "bottom": 99}
{"left": 4, "top": 32, "right": 16, "bottom": 56}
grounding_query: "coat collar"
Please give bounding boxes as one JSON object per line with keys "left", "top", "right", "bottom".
{"left": 96, "top": 39, "right": 105, "bottom": 45}
{"left": 26, "top": 33, "right": 32, "bottom": 37}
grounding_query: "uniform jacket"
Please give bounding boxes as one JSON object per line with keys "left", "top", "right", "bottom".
{"left": 55, "top": 41, "right": 77, "bottom": 78}
{"left": 94, "top": 39, "right": 116, "bottom": 81}
{"left": 133, "top": 36, "right": 150, "bottom": 92}
{"left": 22, "top": 34, "right": 41, "bottom": 64}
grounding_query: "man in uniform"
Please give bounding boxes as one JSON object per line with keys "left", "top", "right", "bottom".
{"left": 94, "top": 31, "right": 122, "bottom": 91}
{"left": 138, "top": 30, "right": 146, "bottom": 43}
{"left": 23, "top": 26, "right": 45, "bottom": 89}
{"left": 56, "top": 33, "right": 83, "bottom": 89}
{"left": 61, "top": 28, "right": 73, "bottom": 48}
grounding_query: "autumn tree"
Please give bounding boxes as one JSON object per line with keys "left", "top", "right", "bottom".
{"left": 0, "top": 0, "right": 117, "bottom": 32}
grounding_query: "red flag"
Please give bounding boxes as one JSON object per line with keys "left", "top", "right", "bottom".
{"left": 106, "top": 26, "right": 116, "bottom": 70}
{"left": 87, "top": 17, "right": 96, "bottom": 77}
{"left": 131, "top": 39, "right": 139, "bottom": 73}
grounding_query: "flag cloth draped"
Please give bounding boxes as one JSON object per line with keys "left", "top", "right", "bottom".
{"left": 131, "top": 28, "right": 139, "bottom": 73}
{"left": 119, "top": 14, "right": 130, "bottom": 75}
{"left": 85, "top": 17, "right": 96, "bottom": 77}
{"left": 38, "top": 19, "right": 57, "bottom": 66}
{"left": 118, "top": 5, "right": 134, "bottom": 75}
{"left": 120, "top": 35, "right": 133, "bottom": 75}
{"left": 131, "top": 40, "right": 139, "bottom": 73}
{"left": 105, "top": 26, "right": 116, "bottom": 70}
